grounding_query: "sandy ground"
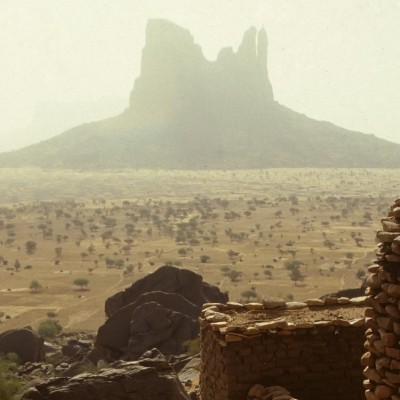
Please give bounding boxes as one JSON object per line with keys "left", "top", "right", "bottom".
{"left": 0, "top": 168, "right": 398, "bottom": 333}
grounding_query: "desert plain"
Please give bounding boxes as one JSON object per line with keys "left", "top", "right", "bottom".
{"left": 0, "top": 167, "right": 398, "bottom": 334}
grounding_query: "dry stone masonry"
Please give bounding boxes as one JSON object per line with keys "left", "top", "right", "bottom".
{"left": 200, "top": 297, "right": 366, "bottom": 400}
{"left": 363, "top": 197, "right": 400, "bottom": 400}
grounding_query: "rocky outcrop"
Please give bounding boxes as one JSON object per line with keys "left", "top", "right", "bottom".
{"left": 128, "top": 21, "right": 274, "bottom": 126}
{"left": 127, "top": 301, "right": 198, "bottom": 360}
{"left": 22, "top": 355, "right": 190, "bottom": 400}
{"left": 0, "top": 328, "right": 44, "bottom": 363}
{"left": 105, "top": 266, "right": 227, "bottom": 316}
{"left": 62, "top": 338, "right": 92, "bottom": 358}
{"left": 97, "top": 291, "right": 200, "bottom": 358}
{"left": 97, "top": 266, "right": 227, "bottom": 360}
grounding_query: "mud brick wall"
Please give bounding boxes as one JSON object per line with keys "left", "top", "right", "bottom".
{"left": 362, "top": 197, "right": 400, "bottom": 400}
{"left": 200, "top": 300, "right": 366, "bottom": 400}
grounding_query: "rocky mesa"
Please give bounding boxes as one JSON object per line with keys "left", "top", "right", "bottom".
{"left": 0, "top": 19, "right": 399, "bottom": 169}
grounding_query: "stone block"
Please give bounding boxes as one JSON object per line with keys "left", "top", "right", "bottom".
{"left": 385, "top": 370, "right": 400, "bottom": 384}
{"left": 363, "top": 367, "right": 383, "bottom": 383}
{"left": 386, "top": 347, "right": 400, "bottom": 360}
{"left": 361, "top": 352, "right": 374, "bottom": 367}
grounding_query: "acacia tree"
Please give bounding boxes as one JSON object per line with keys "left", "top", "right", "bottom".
{"left": 220, "top": 266, "right": 231, "bottom": 276}
{"left": 29, "top": 280, "right": 42, "bottom": 293}
{"left": 289, "top": 266, "right": 305, "bottom": 286}
{"left": 25, "top": 240, "right": 37, "bottom": 255}
{"left": 55, "top": 247, "right": 62, "bottom": 258}
{"left": 73, "top": 278, "right": 89, "bottom": 290}
{"left": 284, "top": 259, "right": 304, "bottom": 271}
{"left": 228, "top": 270, "right": 242, "bottom": 282}
{"left": 14, "top": 259, "right": 21, "bottom": 272}
{"left": 263, "top": 269, "right": 272, "bottom": 279}
{"left": 241, "top": 289, "right": 257, "bottom": 302}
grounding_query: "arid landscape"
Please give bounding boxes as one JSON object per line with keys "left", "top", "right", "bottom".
{"left": 1, "top": 3, "right": 400, "bottom": 399}
{"left": 0, "top": 167, "right": 397, "bottom": 335}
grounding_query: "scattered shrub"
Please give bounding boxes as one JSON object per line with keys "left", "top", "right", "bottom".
{"left": 356, "top": 269, "right": 366, "bottom": 280}
{"left": 38, "top": 319, "right": 62, "bottom": 339}
{"left": 47, "top": 311, "right": 57, "bottom": 318}
{"left": 0, "top": 354, "right": 22, "bottom": 400}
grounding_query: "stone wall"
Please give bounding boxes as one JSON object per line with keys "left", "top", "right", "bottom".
{"left": 362, "top": 197, "right": 400, "bottom": 400}
{"left": 200, "top": 299, "right": 366, "bottom": 400}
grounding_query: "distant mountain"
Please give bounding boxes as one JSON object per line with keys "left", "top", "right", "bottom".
{"left": 0, "top": 19, "right": 399, "bottom": 169}
{"left": 1, "top": 98, "right": 126, "bottom": 152}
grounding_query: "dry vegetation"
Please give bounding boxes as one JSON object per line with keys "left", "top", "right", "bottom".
{"left": 0, "top": 168, "right": 398, "bottom": 334}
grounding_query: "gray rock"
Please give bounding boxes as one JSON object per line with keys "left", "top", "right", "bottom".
{"left": 22, "top": 357, "right": 190, "bottom": 400}
{"left": 96, "top": 291, "right": 200, "bottom": 354}
{"left": 0, "top": 328, "right": 44, "bottom": 363}
{"left": 127, "top": 302, "right": 198, "bottom": 360}
{"left": 97, "top": 266, "right": 227, "bottom": 360}
{"left": 105, "top": 266, "right": 228, "bottom": 317}
{"left": 178, "top": 357, "right": 201, "bottom": 384}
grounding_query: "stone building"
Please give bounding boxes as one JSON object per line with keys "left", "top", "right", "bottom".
{"left": 200, "top": 298, "right": 366, "bottom": 400}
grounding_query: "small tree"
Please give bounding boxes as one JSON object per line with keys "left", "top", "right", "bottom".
{"left": 289, "top": 266, "right": 305, "bottom": 286}
{"left": 228, "top": 269, "right": 242, "bottom": 282}
{"left": 284, "top": 260, "right": 303, "bottom": 271}
{"left": 323, "top": 239, "right": 335, "bottom": 249}
{"left": 14, "top": 260, "right": 21, "bottom": 272}
{"left": 200, "top": 255, "right": 210, "bottom": 263}
{"left": 241, "top": 289, "right": 257, "bottom": 302}
{"left": 73, "top": 278, "right": 89, "bottom": 290}
{"left": 356, "top": 269, "right": 366, "bottom": 280}
{"left": 55, "top": 247, "right": 62, "bottom": 258}
{"left": 220, "top": 266, "right": 231, "bottom": 276}
{"left": 263, "top": 269, "right": 272, "bottom": 279}
{"left": 29, "top": 280, "right": 42, "bottom": 293}
{"left": 38, "top": 319, "right": 62, "bottom": 339}
{"left": 178, "top": 248, "right": 187, "bottom": 256}
{"left": 25, "top": 240, "right": 37, "bottom": 255}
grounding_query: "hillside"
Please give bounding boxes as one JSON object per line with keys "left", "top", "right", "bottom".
{"left": 0, "top": 19, "right": 399, "bottom": 169}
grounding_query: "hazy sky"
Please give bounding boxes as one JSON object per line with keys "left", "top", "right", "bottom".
{"left": 1, "top": 0, "right": 399, "bottom": 151}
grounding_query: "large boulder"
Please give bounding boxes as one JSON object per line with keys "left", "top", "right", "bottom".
{"left": 0, "top": 328, "right": 44, "bottom": 363}
{"left": 105, "top": 266, "right": 228, "bottom": 317}
{"left": 97, "top": 266, "right": 227, "bottom": 360}
{"left": 96, "top": 291, "right": 200, "bottom": 355}
{"left": 22, "top": 356, "right": 190, "bottom": 400}
{"left": 127, "top": 301, "right": 198, "bottom": 360}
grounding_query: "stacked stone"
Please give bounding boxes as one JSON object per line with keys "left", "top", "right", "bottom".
{"left": 200, "top": 298, "right": 366, "bottom": 400}
{"left": 362, "top": 197, "right": 400, "bottom": 400}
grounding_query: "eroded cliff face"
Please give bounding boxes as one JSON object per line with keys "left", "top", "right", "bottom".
{"left": 127, "top": 20, "right": 274, "bottom": 128}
